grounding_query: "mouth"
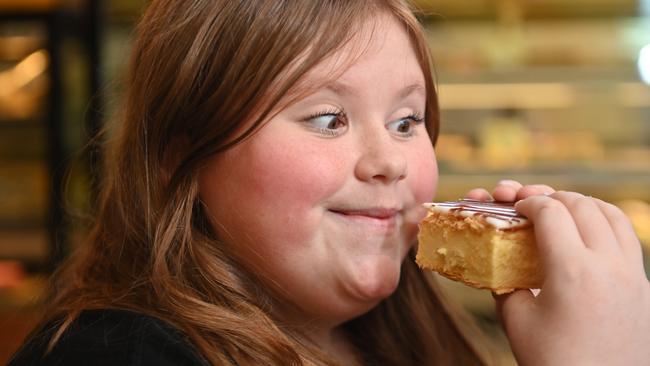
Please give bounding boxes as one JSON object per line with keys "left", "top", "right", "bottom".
{"left": 328, "top": 207, "right": 400, "bottom": 230}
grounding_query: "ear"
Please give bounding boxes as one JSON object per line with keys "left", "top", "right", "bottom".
{"left": 160, "top": 135, "right": 190, "bottom": 187}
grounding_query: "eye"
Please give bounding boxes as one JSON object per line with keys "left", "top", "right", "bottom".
{"left": 302, "top": 109, "right": 348, "bottom": 137}
{"left": 386, "top": 113, "right": 425, "bottom": 137}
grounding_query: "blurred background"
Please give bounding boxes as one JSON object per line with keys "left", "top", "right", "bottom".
{"left": 0, "top": 0, "right": 648, "bottom": 364}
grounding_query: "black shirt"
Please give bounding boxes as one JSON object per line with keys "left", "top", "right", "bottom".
{"left": 8, "top": 309, "right": 209, "bottom": 366}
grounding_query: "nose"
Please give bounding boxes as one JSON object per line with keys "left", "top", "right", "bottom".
{"left": 354, "top": 134, "right": 407, "bottom": 184}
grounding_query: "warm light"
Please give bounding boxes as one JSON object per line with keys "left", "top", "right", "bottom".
{"left": 639, "top": 44, "right": 650, "bottom": 85}
{"left": 0, "top": 49, "right": 49, "bottom": 97}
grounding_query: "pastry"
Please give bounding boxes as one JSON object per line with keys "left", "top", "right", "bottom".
{"left": 416, "top": 199, "right": 542, "bottom": 294}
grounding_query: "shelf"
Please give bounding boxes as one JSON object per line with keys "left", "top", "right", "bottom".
{"left": 0, "top": 229, "right": 48, "bottom": 263}
{"left": 0, "top": 0, "right": 59, "bottom": 11}
{"left": 0, "top": 1, "right": 74, "bottom": 21}
{"left": 0, "top": 160, "right": 48, "bottom": 225}
{"left": 414, "top": 0, "right": 639, "bottom": 20}
{"left": 437, "top": 81, "right": 650, "bottom": 110}
{"left": 0, "top": 117, "right": 42, "bottom": 128}
{"left": 438, "top": 170, "right": 650, "bottom": 201}
{"left": 0, "top": 35, "right": 45, "bottom": 61}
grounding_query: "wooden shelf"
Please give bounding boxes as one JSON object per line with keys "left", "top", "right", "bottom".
{"left": 0, "top": 0, "right": 59, "bottom": 12}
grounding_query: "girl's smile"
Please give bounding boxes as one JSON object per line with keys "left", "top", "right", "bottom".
{"left": 328, "top": 205, "right": 401, "bottom": 233}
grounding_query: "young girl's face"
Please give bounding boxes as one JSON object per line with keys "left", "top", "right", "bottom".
{"left": 199, "top": 15, "right": 437, "bottom": 327}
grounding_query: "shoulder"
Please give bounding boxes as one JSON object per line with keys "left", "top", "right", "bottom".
{"left": 8, "top": 309, "right": 208, "bottom": 366}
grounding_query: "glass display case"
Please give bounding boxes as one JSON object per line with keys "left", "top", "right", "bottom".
{"left": 0, "top": 0, "right": 102, "bottom": 361}
{"left": 418, "top": 2, "right": 650, "bottom": 363}
{"left": 425, "top": 3, "right": 650, "bottom": 245}
{"left": 0, "top": 0, "right": 102, "bottom": 267}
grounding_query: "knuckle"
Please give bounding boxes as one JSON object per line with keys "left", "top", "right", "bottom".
{"left": 604, "top": 201, "right": 626, "bottom": 218}
{"left": 531, "top": 184, "right": 554, "bottom": 192}
{"left": 613, "top": 214, "right": 635, "bottom": 232}
{"left": 538, "top": 198, "right": 566, "bottom": 214}
{"left": 556, "top": 190, "right": 583, "bottom": 201}
{"left": 556, "top": 193, "right": 593, "bottom": 213}
{"left": 601, "top": 201, "right": 635, "bottom": 228}
{"left": 559, "top": 191, "right": 585, "bottom": 200}
{"left": 539, "top": 184, "right": 554, "bottom": 191}
{"left": 560, "top": 263, "right": 587, "bottom": 284}
{"left": 572, "top": 196, "right": 595, "bottom": 211}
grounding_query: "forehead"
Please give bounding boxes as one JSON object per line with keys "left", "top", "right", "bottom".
{"left": 289, "top": 14, "right": 425, "bottom": 99}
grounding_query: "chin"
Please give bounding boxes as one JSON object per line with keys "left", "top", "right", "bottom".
{"left": 345, "top": 254, "right": 402, "bottom": 304}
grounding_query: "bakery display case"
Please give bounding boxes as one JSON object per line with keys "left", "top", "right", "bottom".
{"left": 416, "top": 1, "right": 650, "bottom": 364}
{"left": 0, "top": 15, "right": 49, "bottom": 269}
{"left": 0, "top": 1, "right": 103, "bottom": 361}
{"left": 0, "top": 0, "right": 102, "bottom": 270}
{"left": 426, "top": 9, "right": 650, "bottom": 246}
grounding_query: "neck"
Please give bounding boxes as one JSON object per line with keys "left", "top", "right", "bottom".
{"left": 308, "top": 325, "right": 361, "bottom": 366}
{"left": 275, "top": 306, "right": 361, "bottom": 365}
{"left": 267, "top": 294, "right": 367, "bottom": 365}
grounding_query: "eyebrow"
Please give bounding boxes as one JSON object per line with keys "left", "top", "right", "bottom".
{"left": 324, "top": 81, "right": 425, "bottom": 100}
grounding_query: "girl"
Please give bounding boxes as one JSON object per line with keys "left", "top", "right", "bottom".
{"left": 10, "top": 0, "right": 650, "bottom": 365}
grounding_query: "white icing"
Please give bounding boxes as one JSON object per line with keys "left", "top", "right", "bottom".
{"left": 485, "top": 216, "right": 520, "bottom": 229}
{"left": 423, "top": 200, "right": 529, "bottom": 230}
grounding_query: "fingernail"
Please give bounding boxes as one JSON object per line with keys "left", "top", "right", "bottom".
{"left": 498, "top": 179, "right": 519, "bottom": 187}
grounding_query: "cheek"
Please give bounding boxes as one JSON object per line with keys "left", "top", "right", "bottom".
{"left": 216, "top": 129, "right": 347, "bottom": 247}
{"left": 248, "top": 137, "right": 345, "bottom": 212}
{"left": 408, "top": 141, "right": 438, "bottom": 203}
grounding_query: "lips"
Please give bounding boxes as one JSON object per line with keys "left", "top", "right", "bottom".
{"left": 328, "top": 207, "right": 400, "bottom": 230}
{"left": 330, "top": 208, "right": 399, "bottom": 219}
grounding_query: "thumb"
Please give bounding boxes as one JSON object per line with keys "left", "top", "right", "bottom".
{"left": 493, "top": 289, "right": 536, "bottom": 338}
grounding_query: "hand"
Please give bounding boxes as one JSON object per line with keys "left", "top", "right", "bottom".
{"left": 465, "top": 179, "right": 554, "bottom": 203}
{"left": 484, "top": 188, "right": 649, "bottom": 365}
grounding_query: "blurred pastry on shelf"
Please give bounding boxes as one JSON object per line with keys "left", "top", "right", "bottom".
{"left": 0, "top": 261, "right": 25, "bottom": 289}
{"left": 532, "top": 131, "right": 604, "bottom": 163}
{"left": 607, "top": 147, "right": 650, "bottom": 170}
{"left": 435, "top": 133, "right": 475, "bottom": 167}
{"left": 0, "top": 162, "right": 48, "bottom": 223}
{"left": 478, "top": 109, "right": 533, "bottom": 169}
{"left": 0, "top": 49, "right": 49, "bottom": 120}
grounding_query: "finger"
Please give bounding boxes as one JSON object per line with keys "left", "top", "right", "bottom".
{"left": 515, "top": 184, "right": 555, "bottom": 200}
{"left": 492, "top": 179, "right": 523, "bottom": 202}
{"left": 593, "top": 198, "right": 644, "bottom": 265}
{"left": 515, "top": 195, "right": 585, "bottom": 270}
{"left": 493, "top": 289, "right": 535, "bottom": 338}
{"left": 465, "top": 188, "right": 493, "bottom": 201}
{"left": 551, "top": 192, "right": 619, "bottom": 253}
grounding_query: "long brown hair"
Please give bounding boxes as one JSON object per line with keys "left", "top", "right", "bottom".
{"left": 41, "top": 0, "right": 492, "bottom": 364}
